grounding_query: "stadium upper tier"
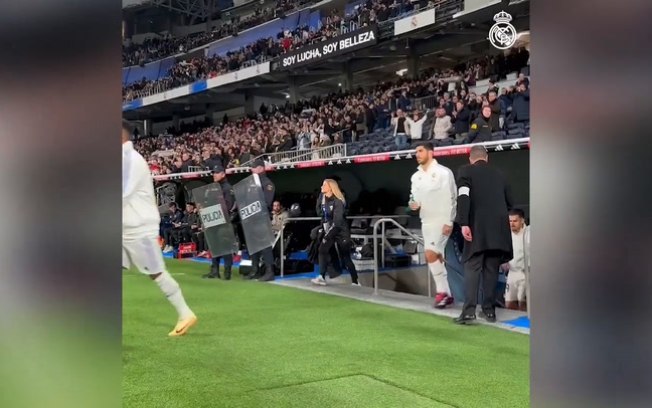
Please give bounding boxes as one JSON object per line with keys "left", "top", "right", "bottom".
{"left": 122, "top": 0, "right": 427, "bottom": 101}
{"left": 122, "top": 0, "right": 316, "bottom": 67}
{"left": 136, "top": 65, "right": 530, "bottom": 176}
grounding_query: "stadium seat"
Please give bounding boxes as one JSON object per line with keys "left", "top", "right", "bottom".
{"left": 491, "top": 134, "right": 505, "bottom": 141}
{"left": 507, "top": 122, "right": 525, "bottom": 130}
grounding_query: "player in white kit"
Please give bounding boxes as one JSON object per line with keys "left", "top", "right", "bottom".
{"left": 409, "top": 142, "right": 457, "bottom": 308}
{"left": 501, "top": 208, "right": 530, "bottom": 311}
{"left": 122, "top": 120, "right": 197, "bottom": 336}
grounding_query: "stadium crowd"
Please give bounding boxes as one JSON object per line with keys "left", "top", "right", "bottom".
{"left": 135, "top": 51, "right": 529, "bottom": 174}
{"left": 123, "top": 0, "right": 438, "bottom": 101}
{"left": 122, "top": 0, "right": 314, "bottom": 67}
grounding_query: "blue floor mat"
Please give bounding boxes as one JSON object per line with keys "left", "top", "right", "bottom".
{"left": 502, "top": 316, "right": 530, "bottom": 329}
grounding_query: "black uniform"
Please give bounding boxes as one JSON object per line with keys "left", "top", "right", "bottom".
{"left": 164, "top": 208, "right": 184, "bottom": 247}
{"left": 185, "top": 211, "right": 203, "bottom": 251}
{"left": 466, "top": 115, "right": 493, "bottom": 144}
{"left": 203, "top": 164, "right": 238, "bottom": 280}
{"left": 248, "top": 168, "right": 276, "bottom": 281}
{"left": 317, "top": 195, "right": 359, "bottom": 284}
{"left": 455, "top": 160, "right": 514, "bottom": 321}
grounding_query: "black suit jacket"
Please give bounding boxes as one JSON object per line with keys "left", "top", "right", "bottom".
{"left": 455, "top": 160, "right": 514, "bottom": 263}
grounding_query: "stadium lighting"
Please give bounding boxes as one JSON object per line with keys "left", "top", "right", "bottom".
{"left": 396, "top": 68, "right": 408, "bottom": 77}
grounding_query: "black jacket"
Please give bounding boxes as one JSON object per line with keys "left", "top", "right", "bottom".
{"left": 218, "top": 179, "right": 236, "bottom": 212}
{"left": 170, "top": 209, "right": 184, "bottom": 226}
{"left": 186, "top": 212, "right": 201, "bottom": 230}
{"left": 259, "top": 173, "right": 275, "bottom": 211}
{"left": 489, "top": 99, "right": 501, "bottom": 131}
{"left": 467, "top": 115, "right": 493, "bottom": 143}
{"left": 452, "top": 107, "right": 471, "bottom": 134}
{"left": 454, "top": 160, "right": 513, "bottom": 263}
{"left": 320, "top": 195, "right": 350, "bottom": 240}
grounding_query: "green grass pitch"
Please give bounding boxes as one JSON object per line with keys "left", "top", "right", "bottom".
{"left": 123, "top": 259, "right": 529, "bottom": 407}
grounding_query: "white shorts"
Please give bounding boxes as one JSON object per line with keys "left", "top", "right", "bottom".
{"left": 421, "top": 223, "right": 449, "bottom": 256}
{"left": 505, "top": 270, "right": 527, "bottom": 302}
{"left": 122, "top": 235, "right": 166, "bottom": 275}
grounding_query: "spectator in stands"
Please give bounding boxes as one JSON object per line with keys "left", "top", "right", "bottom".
{"left": 364, "top": 102, "right": 377, "bottom": 134}
{"left": 407, "top": 109, "right": 430, "bottom": 142}
{"left": 173, "top": 152, "right": 195, "bottom": 173}
{"left": 433, "top": 108, "right": 453, "bottom": 141}
{"left": 487, "top": 91, "right": 502, "bottom": 131}
{"left": 451, "top": 101, "right": 471, "bottom": 141}
{"left": 510, "top": 83, "right": 530, "bottom": 124}
{"left": 442, "top": 92, "right": 454, "bottom": 116}
{"left": 392, "top": 109, "right": 410, "bottom": 148}
{"left": 500, "top": 87, "right": 514, "bottom": 118}
{"left": 515, "top": 73, "right": 529, "bottom": 89}
{"left": 467, "top": 106, "right": 493, "bottom": 144}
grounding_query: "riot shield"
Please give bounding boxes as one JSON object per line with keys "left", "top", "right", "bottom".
{"left": 192, "top": 183, "right": 238, "bottom": 257}
{"left": 233, "top": 175, "right": 275, "bottom": 255}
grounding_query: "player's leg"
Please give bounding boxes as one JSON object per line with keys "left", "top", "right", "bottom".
{"left": 124, "top": 236, "right": 196, "bottom": 336}
{"left": 504, "top": 273, "right": 519, "bottom": 310}
{"left": 516, "top": 273, "right": 527, "bottom": 311}
{"left": 423, "top": 224, "right": 451, "bottom": 308}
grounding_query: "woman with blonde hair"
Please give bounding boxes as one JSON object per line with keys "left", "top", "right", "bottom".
{"left": 311, "top": 178, "right": 360, "bottom": 286}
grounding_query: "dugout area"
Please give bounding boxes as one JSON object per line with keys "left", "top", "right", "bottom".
{"left": 123, "top": 259, "right": 529, "bottom": 408}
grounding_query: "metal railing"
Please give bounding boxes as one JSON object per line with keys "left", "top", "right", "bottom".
{"left": 242, "top": 143, "right": 348, "bottom": 167}
{"left": 278, "top": 215, "right": 410, "bottom": 278}
{"left": 411, "top": 94, "right": 439, "bottom": 111}
{"left": 372, "top": 218, "right": 428, "bottom": 296}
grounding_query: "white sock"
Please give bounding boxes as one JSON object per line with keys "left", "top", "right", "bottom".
{"left": 154, "top": 272, "right": 194, "bottom": 320}
{"left": 428, "top": 261, "right": 451, "bottom": 295}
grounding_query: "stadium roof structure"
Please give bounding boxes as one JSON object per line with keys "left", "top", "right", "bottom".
{"left": 123, "top": 0, "right": 216, "bottom": 19}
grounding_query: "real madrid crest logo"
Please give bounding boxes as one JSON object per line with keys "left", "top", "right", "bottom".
{"left": 488, "top": 10, "right": 517, "bottom": 50}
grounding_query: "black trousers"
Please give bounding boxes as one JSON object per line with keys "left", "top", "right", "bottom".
{"left": 318, "top": 233, "right": 358, "bottom": 284}
{"left": 162, "top": 227, "right": 173, "bottom": 246}
{"left": 462, "top": 250, "right": 502, "bottom": 316}
{"left": 212, "top": 253, "right": 233, "bottom": 268}
{"left": 251, "top": 246, "right": 274, "bottom": 271}
{"left": 192, "top": 231, "right": 205, "bottom": 252}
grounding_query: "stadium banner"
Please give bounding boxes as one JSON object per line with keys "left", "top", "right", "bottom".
{"left": 394, "top": 8, "right": 436, "bottom": 36}
{"left": 278, "top": 25, "right": 378, "bottom": 70}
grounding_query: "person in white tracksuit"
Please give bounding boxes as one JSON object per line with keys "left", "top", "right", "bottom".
{"left": 409, "top": 141, "right": 457, "bottom": 308}
{"left": 122, "top": 120, "right": 197, "bottom": 337}
{"left": 501, "top": 208, "right": 531, "bottom": 311}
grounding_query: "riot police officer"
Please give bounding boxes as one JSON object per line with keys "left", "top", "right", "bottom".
{"left": 202, "top": 163, "right": 237, "bottom": 280}
{"left": 245, "top": 159, "right": 276, "bottom": 281}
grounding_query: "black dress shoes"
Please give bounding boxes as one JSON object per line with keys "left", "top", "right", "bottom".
{"left": 479, "top": 310, "right": 497, "bottom": 323}
{"left": 453, "top": 314, "right": 477, "bottom": 325}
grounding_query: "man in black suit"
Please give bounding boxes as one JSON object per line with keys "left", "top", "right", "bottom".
{"left": 454, "top": 145, "right": 514, "bottom": 324}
